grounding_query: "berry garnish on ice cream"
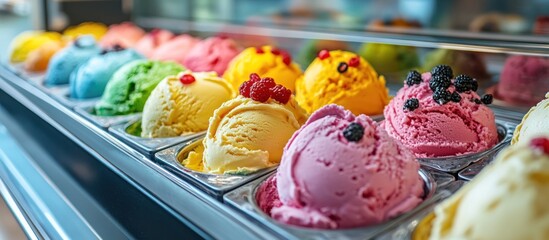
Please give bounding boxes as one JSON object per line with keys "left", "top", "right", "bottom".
{"left": 530, "top": 137, "right": 549, "bottom": 155}
{"left": 382, "top": 65, "right": 499, "bottom": 157}
{"left": 239, "top": 73, "right": 292, "bottom": 104}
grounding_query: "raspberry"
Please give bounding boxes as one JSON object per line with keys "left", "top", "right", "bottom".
{"left": 259, "top": 77, "right": 276, "bottom": 89}
{"left": 343, "top": 122, "right": 364, "bottom": 142}
{"left": 318, "top": 49, "right": 330, "bottom": 60}
{"left": 250, "top": 81, "right": 272, "bottom": 102}
{"left": 429, "top": 75, "right": 451, "bottom": 91}
{"left": 250, "top": 73, "right": 261, "bottom": 82}
{"left": 239, "top": 74, "right": 262, "bottom": 97}
{"left": 403, "top": 98, "right": 419, "bottom": 111}
{"left": 530, "top": 137, "right": 549, "bottom": 155}
{"left": 239, "top": 81, "right": 253, "bottom": 97}
{"left": 481, "top": 94, "right": 493, "bottom": 105}
{"left": 271, "top": 48, "right": 281, "bottom": 55}
{"left": 179, "top": 74, "right": 196, "bottom": 84}
{"left": 256, "top": 47, "right": 265, "bottom": 54}
{"left": 348, "top": 56, "right": 360, "bottom": 67}
{"left": 431, "top": 64, "right": 453, "bottom": 79}
{"left": 270, "top": 84, "right": 291, "bottom": 104}
{"left": 405, "top": 70, "right": 422, "bottom": 86}
{"left": 281, "top": 52, "right": 292, "bottom": 65}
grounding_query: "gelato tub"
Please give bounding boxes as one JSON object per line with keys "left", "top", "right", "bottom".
{"left": 155, "top": 138, "right": 276, "bottom": 197}
{"left": 75, "top": 104, "right": 141, "bottom": 129}
{"left": 109, "top": 119, "right": 204, "bottom": 158}
{"left": 224, "top": 169, "right": 442, "bottom": 239}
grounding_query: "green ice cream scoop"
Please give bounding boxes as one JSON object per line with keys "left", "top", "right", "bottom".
{"left": 94, "top": 60, "right": 185, "bottom": 116}
{"left": 359, "top": 43, "right": 419, "bottom": 78}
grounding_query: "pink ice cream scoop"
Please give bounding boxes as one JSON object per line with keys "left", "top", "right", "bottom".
{"left": 183, "top": 36, "right": 242, "bottom": 75}
{"left": 382, "top": 69, "right": 498, "bottom": 158}
{"left": 134, "top": 29, "right": 175, "bottom": 58}
{"left": 496, "top": 56, "right": 549, "bottom": 106}
{"left": 99, "top": 22, "right": 146, "bottom": 48}
{"left": 257, "top": 104, "right": 424, "bottom": 229}
{"left": 150, "top": 34, "right": 200, "bottom": 65}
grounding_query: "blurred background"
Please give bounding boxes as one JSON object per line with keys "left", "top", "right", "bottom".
{"left": 0, "top": 0, "right": 548, "bottom": 238}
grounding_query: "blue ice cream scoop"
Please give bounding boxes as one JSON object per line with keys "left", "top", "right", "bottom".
{"left": 69, "top": 48, "right": 143, "bottom": 99}
{"left": 45, "top": 35, "right": 100, "bottom": 86}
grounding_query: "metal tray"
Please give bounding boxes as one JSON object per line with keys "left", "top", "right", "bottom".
{"left": 155, "top": 138, "right": 277, "bottom": 198}
{"left": 423, "top": 167, "right": 455, "bottom": 188}
{"left": 223, "top": 169, "right": 446, "bottom": 240}
{"left": 417, "top": 120, "right": 514, "bottom": 173}
{"left": 373, "top": 181, "right": 467, "bottom": 240}
{"left": 74, "top": 104, "right": 141, "bottom": 129}
{"left": 4, "top": 63, "right": 22, "bottom": 75}
{"left": 109, "top": 119, "right": 205, "bottom": 158}
{"left": 49, "top": 90, "right": 99, "bottom": 109}
{"left": 457, "top": 158, "right": 492, "bottom": 181}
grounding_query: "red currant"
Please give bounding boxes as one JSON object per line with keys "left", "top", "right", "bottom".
{"left": 318, "top": 49, "right": 330, "bottom": 60}
{"left": 349, "top": 56, "right": 360, "bottom": 67}
{"left": 530, "top": 137, "right": 549, "bottom": 155}
{"left": 179, "top": 74, "right": 196, "bottom": 84}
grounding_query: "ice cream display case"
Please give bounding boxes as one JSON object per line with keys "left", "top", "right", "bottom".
{"left": 1, "top": 0, "right": 549, "bottom": 239}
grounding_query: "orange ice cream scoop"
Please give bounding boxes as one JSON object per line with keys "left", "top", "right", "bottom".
{"left": 24, "top": 40, "right": 66, "bottom": 72}
{"left": 223, "top": 45, "right": 302, "bottom": 92}
{"left": 295, "top": 50, "right": 390, "bottom": 116}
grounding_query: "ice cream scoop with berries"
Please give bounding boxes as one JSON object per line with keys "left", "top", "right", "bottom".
{"left": 382, "top": 65, "right": 498, "bottom": 158}
{"left": 295, "top": 50, "right": 390, "bottom": 116}
{"left": 414, "top": 137, "right": 549, "bottom": 240}
{"left": 223, "top": 46, "right": 302, "bottom": 92}
{"left": 182, "top": 73, "right": 307, "bottom": 174}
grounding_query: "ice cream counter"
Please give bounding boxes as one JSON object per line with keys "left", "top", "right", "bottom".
{"left": 0, "top": 58, "right": 529, "bottom": 239}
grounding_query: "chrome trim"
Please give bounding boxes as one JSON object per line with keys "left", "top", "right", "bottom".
{"left": 135, "top": 18, "right": 549, "bottom": 57}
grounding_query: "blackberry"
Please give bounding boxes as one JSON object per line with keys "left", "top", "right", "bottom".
{"left": 474, "top": 98, "right": 482, "bottom": 104}
{"left": 481, "top": 94, "right": 493, "bottom": 105}
{"left": 429, "top": 75, "right": 451, "bottom": 91}
{"left": 343, "top": 122, "right": 364, "bottom": 142}
{"left": 403, "top": 98, "right": 420, "bottom": 111}
{"left": 405, "top": 70, "right": 422, "bottom": 86}
{"left": 337, "top": 62, "right": 349, "bottom": 73}
{"left": 451, "top": 92, "right": 462, "bottom": 102}
{"left": 454, "top": 75, "right": 478, "bottom": 92}
{"left": 433, "top": 88, "right": 451, "bottom": 104}
{"left": 471, "top": 80, "right": 479, "bottom": 92}
{"left": 431, "top": 64, "right": 454, "bottom": 79}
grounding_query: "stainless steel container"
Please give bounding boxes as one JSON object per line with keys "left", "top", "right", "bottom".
{"left": 109, "top": 119, "right": 204, "bottom": 157}
{"left": 49, "top": 90, "right": 99, "bottom": 109}
{"left": 155, "top": 138, "right": 276, "bottom": 198}
{"left": 417, "top": 120, "right": 514, "bottom": 172}
{"left": 224, "top": 169, "right": 452, "bottom": 240}
{"left": 74, "top": 104, "right": 141, "bottom": 129}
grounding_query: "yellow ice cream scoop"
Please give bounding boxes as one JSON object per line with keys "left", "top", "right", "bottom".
{"left": 295, "top": 50, "right": 390, "bottom": 116}
{"left": 9, "top": 31, "right": 62, "bottom": 63}
{"left": 141, "top": 71, "right": 235, "bottom": 138}
{"left": 182, "top": 95, "right": 307, "bottom": 175}
{"left": 414, "top": 138, "right": 549, "bottom": 240}
{"left": 63, "top": 22, "right": 108, "bottom": 41}
{"left": 512, "top": 93, "right": 549, "bottom": 145}
{"left": 223, "top": 45, "right": 302, "bottom": 92}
